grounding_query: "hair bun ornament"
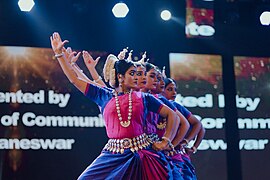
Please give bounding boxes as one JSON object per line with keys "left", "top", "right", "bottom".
{"left": 138, "top": 51, "right": 146, "bottom": 65}
{"left": 117, "top": 47, "right": 128, "bottom": 60}
{"left": 127, "top": 50, "right": 133, "bottom": 61}
{"left": 103, "top": 54, "right": 118, "bottom": 87}
{"left": 162, "top": 66, "right": 167, "bottom": 78}
{"left": 109, "top": 69, "right": 116, "bottom": 87}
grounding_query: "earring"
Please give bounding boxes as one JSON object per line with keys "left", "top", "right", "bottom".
{"left": 119, "top": 75, "right": 123, "bottom": 87}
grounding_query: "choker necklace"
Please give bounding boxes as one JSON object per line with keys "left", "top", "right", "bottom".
{"left": 114, "top": 90, "right": 132, "bottom": 128}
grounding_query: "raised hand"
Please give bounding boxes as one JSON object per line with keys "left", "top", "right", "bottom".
{"left": 66, "top": 47, "right": 81, "bottom": 65}
{"left": 82, "top": 51, "right": 100, "bottom": 70}
{"left": 50, "top": 32, "right": 69, "bottom": 54}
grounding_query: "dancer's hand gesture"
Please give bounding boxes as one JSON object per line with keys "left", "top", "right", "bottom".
{"left": 152, "top": 140, "right": 169, "bottom": 151}
{"left": 82, "top": 51, "right": 100, "bottom": 70}
{"left": 65, "top": 47, "right": 81, "bottom": 65}
{"left": 50, "top": 32, "right": 69, "bottom": 54}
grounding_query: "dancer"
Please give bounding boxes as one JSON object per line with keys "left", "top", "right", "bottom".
{"left": 154, "top": 68, "right": 191, "bottom": 146}
{"left": 162, "top": 78, "right": 204, "bottom": 152}
{"left": 142, "top": 62, "right": 189, "bottom": 143}
{"left": 133, "top": 52, "right": 147, "bottom": 91}
{"left": 50, "top": 32, "right": 179, "bottom": 179}
{"left": 162, "top": 77, "right": 206, "bottom": 180}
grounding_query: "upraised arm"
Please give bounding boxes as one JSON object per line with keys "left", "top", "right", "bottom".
{"left": 50, "top": 32, "right": 88, "bottom": 93}
{"left": 64, "top": 47, "right": 93, "bottom": 83}
{"left": 82, "top": 50, "right": 106, "bottom": 87}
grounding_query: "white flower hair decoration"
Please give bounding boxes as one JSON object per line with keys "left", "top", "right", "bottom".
{"left": 137, "top": 51, "right": 147, "bottom": 65}
{"left": 103, "top": 54, "right": 118, "bottom": 87}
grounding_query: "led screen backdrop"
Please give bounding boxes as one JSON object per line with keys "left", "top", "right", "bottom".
{"left": 186, "top": 0, "right": 215, "bottom": 38}
{"left": 234, "top": 56, "right": 270, "bottom": 180}
{"left": 0, "top": 46, "right": 108, "bottom": 180}
{"left": 170, "top": 53, "right": 270, "bottom": 180}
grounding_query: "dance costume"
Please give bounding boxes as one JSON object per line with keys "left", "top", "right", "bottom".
{"left": 78, "top": 83, "right": 171, "bottom": 180}
{"left": 145, "top": 94, "right": 186, "bottom": 180}
{"left": 172, "top": 101, "right": 197, "bottom": 180}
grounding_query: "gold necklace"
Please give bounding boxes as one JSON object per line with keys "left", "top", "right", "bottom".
{"left": 114, "top": 90, "right": 132, "bottom": 128}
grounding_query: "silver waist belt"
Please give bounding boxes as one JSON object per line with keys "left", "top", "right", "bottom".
{"left": 104, "top": 133, "right": 151, "bottom": 154}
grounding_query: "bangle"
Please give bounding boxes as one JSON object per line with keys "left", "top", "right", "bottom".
{"left": 93, "top": 76, "right": 102, "bottom": 83}
{"left": 55, "top": 53, "right": 64, "bottom": 58}
{"left": 162, "top": 137, "right": 175, "bottom": 151}
{"left": 161, "top": 136, "right": 171, "bottom": 144}
{"left": 192, "top": 146, "right": 197, "bottom": 154}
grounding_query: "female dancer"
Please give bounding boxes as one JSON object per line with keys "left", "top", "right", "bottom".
{"left": 142, "top": 62, "right": 189, "bottom": 144}
{"left": 50, "top": 32, "right": 179, "bottom": 179}
{"left": 162, "top": 78, "right": 204, "bottom": 152}
{"left": 68, "top": 47, "right": 188, "bottom": 149}
{"left": 162, "top": 77, "right": 206, "bottom": 180}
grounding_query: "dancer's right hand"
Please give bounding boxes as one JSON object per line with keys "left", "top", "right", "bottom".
{"left": 50, "top": 32, "right": 69, "bottom": 54}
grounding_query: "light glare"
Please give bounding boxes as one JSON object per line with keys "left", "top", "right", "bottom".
{"left": 5, "top": 47, "right": 28, "bottom": 57}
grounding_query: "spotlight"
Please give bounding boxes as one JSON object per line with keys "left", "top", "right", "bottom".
{"left": 161, "top": 10, "right": 171, "bottom": 21}
{"left": 112, "top": 2, "right": 129, "bottom": 18}
{"left": 18, "top": 0, "right": 35, "bottom": 12}
{"left": 260, "top": 11, "right": 270, "bottom": 26}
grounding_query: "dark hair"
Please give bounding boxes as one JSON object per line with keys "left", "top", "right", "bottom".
{"left": 114, "top": 59, "right": 136, "bottom": 87}
{"left": 145, "top": 62, "right": 156, "bottom": 72}
{"left": 156, "top": 66, "right": 162, "bottom": 72}
{"left": 164, "top": 78, "right": 176, "bottom": 88}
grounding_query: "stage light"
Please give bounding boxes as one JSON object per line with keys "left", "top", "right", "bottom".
{"left": 161, "top": 10, "right": 171, "bottom": 21}
{"left": 112, "top": 2, "right": 129, "bottom": 18}
{"left": 18, "top": 0, "right": 35, "bottom": 12}
{"left": 260, "top": 11, "right": 270, "bottom": 26}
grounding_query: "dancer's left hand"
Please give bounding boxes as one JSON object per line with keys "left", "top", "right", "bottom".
{"left": 152, "top": 141, "right": 168, "bottom": 151}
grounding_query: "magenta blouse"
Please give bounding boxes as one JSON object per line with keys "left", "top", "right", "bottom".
{"left": 84, "top": 83, "right": 163, "bottom": 139}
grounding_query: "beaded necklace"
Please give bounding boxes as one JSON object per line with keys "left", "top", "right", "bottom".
{"left": 114, "top": 90, "right": 132, "bottom": 128}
